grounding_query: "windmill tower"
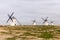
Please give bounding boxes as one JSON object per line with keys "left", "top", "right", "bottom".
{"left": 10, "top": 16, "right": 16, "bottom": 26}
{"left": 50, "top": 21, "right": 54, "bottom": 25}
{"left": 42, "top": 17, "right": 49, "bottom": 25}
{"left": 6, "top": 12, "right": 20, "bottom": 26}
{"left": 32, "top": 19, "right": 37, "bottom": 25}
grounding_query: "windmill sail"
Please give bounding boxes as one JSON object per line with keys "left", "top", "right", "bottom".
{"left": 16, "top": 18, "right": 21, "bottom": 25}
{"left": 42, "top": 17, "right": 49, "bottom": 25}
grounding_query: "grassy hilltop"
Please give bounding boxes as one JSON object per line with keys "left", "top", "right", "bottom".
{"left": 0, "top": 25, "right": 60, "bottom": 40}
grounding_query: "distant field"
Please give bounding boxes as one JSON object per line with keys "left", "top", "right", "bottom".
{"left": 0, "top": 25, "right": 60, "bottom": 40}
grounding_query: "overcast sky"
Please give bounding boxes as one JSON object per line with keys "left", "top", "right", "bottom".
{"left": 0, "top": 0, "right": 60, "bottom": 25}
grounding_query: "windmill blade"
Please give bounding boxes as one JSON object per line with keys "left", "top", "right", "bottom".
{"left": 10, "top": 18, "right": 13, "bottom": 22}
{"left": 33, "top": 20, "right": 36, "bottom": 23}
{"left": 7, "top": 14, "right": 11, "bottom": 23}
{"left": 43, "top": 21, "right": 45, "bottom": 23}
{"left": 51, "top": 21, "right": 54, "bottom": 23}
{"left": 11, "top": 12, "right": 14, "bottom": 17}
{"left": 6, "top": 18, "right": 10, "bottom": 23}
{"left": 45, "top": 17, "right": 48, "bottom": 19}
{"left": 43, "top": 19, "right": 47, "bottom": 24}
{"left": 44, "top": 17, "right": 48, "bottom": 22}
{"left": 6, "top": 18, "right": 13, "bottom": 23}
{"left": 16, "top": 19, "right": 21, "bottom": 25}
{"left": 42, "top": 18, "right": 44, "bottom": 20}
{"left": 8, "top": 14, "right": 10, "bottom": 17}
{"left": 42, "top": 18, "right": 45, "bottom": 23}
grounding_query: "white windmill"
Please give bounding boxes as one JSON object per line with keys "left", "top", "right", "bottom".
{"left": 32, "top": 19, "right": 37, "bottom": 25}
{"left": 7, "top": 12, "right": 21, "bottom": 26}
{"left": 42, "top": 17, "right": 49, "bottom": 25}
{"left": 50, "top": 21, "right": 54, "bottom": 25}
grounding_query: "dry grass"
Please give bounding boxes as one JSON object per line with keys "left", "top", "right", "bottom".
{"left": 0, "top": 25, "right": 59, "bottom": 40}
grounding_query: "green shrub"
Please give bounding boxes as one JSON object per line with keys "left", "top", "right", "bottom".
{"left": 40, "top": 32, "right": 53, "bottom": 39}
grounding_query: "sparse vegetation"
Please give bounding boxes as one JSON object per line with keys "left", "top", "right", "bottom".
{"left": 6, "top": 37, "right": 16, "bottom": 40}
{"left": 40, "top": 32, "right": 53, "bottom": 40}
{"left": 0, "top": 25, "right": 60, "bottom": 40}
